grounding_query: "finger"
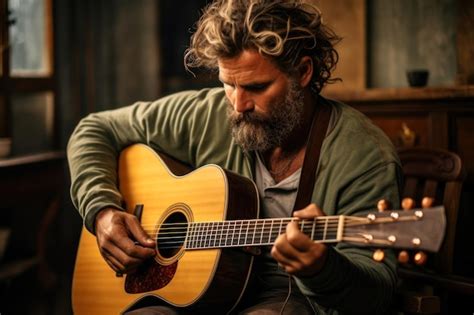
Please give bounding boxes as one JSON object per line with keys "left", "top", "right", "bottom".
{"left": 271, "top": 248, "right": 297, "bottom": 272}
{"left": 273, "top": 229, "right": 307, "bottom": 262}
{"left": 285, "top": 221, "right": 313, "bottom": 252}
{"left": 293, "top": 203, "right": 325, "bottom": 219}
{"left": 271, "top": 238, "right": 300, "bottom": 269}
{"left": 126, "top": 216, "right": 156, "bottom": 248}
{"left": 102, "top": 248, "right": 126, "bottom": 273}
{"left": 105, "top": 241, "right": 146, "bottom": 271}
{"left": 110, "top": 234, "right": 155, "bottom": 261}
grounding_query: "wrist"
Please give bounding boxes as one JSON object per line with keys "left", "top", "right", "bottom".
{"left": 94, "top": 207, "right": 119, "bottom": 233}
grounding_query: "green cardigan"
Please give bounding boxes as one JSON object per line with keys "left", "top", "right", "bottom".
{"left": 67, "top": 88, "right": 402, "bottom": 314}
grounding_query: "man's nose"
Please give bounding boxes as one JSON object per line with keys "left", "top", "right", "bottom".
{"left": 233, "top": 88, "right": 254, "bottom": 113}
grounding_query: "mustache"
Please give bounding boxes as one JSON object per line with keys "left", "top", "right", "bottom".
{"left": 227, "top": 104, "right": 269, "bottom": 126}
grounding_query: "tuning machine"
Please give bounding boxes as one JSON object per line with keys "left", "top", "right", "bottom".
{"left": 396, "top": 250, "right": 428, "bottom": 266}
{"left": 372, "top": 249, "right": 385, "bottom": 262}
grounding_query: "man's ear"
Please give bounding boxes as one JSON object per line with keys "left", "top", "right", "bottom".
{"left": 298, "top": 56, "right": 313, "bottom": 88}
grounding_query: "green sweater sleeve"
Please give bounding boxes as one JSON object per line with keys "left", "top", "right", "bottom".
{"left": 295, "top": 162, "right": 401, "bottom": 314}
{"left": 67, "top": 88, "right": 233, "bottom": 233}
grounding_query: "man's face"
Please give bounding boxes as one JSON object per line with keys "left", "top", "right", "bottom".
{"left": 218, "top": 50, "right": 305, "bottom": 152}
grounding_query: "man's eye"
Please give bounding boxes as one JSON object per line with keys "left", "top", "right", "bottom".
{"left": 246, "top": 84, "right": 269, "bottom": 92}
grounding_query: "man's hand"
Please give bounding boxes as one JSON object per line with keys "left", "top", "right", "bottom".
{"left": 271, "top": 204, "right": 328, "bottom": 277}
{"left": 94, "top": 207, "right": 156, "bottom": 274}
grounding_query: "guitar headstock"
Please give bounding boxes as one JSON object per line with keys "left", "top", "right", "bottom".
{"left": 342, "top": 206, "right": 445, "bottom": 252}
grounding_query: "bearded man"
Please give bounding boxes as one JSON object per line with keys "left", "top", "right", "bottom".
{"left": 68, "top": 1, "right": 401, "bottom": 314}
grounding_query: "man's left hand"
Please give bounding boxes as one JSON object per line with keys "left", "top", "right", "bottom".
{"left": 271, "top": 203, "right": 328, "bottom": 277}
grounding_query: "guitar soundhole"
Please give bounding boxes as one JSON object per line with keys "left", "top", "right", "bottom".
{"left": 157, "top": 211, "right": 187, "bottom": 260}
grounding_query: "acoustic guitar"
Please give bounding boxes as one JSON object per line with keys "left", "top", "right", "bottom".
{"left": 72, "top": 144, "right": 446, "bottom": 314}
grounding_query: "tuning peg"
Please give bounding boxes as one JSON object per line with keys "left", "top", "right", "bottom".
{"left": 398, "top": 250, "right": 410, "bottom": 264}
{"left": 401, "top": 197, "right": 415, "bottom": 210}
{"left": 421, "top": 197, "right": 434, "bottom": 208}
{"left": 373, "top": 249, "right": 385, "bottom": 262}
{"left": 414, "top": 251, "right": 428, "bottom": 266}
{"left": 377, "top": 199, "right": 390, "bottom": 212}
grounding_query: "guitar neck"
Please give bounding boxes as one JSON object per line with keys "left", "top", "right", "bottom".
{"left": 184, "top": 216, "right": 344, "bottom": 249}
{"left": 156, "top": 207, "right": 445, "bottom": 252}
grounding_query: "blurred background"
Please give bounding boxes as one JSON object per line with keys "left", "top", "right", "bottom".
{"left": 0, "top": 0, "right": 473, "bottom": 314}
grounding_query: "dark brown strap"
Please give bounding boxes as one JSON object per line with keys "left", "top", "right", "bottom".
{"left": 293, "top": 103, "right": 332, "bottom": 212}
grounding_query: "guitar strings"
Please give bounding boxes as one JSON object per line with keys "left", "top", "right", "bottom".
{"left": 141, "top": 222, "right": 342, "bottom": 249}
{"left": 125, "top": 217, "right": 371, "bottom": 249}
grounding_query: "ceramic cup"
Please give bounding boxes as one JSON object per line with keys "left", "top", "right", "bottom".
{"left": 407, "top": 70, "right": 429, "bottom": 87}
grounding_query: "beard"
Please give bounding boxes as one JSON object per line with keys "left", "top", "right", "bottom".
{"left": 226, "top": 81, "right": 305, "bottom": 152}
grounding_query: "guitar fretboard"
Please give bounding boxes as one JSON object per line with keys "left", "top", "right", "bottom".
{"left": 162, "top": 217, "right": 343, "bottom": 249}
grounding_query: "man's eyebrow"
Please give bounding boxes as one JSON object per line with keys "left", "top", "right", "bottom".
{"left": 218, "top": 77, "right": 273, "bottom": 88}
{"left": 241, "top": 81, "right": 273, "bottom": 89}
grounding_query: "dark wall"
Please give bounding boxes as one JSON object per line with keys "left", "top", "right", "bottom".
{"left": 368, "top": 0, "right": 457, "bottom": 88}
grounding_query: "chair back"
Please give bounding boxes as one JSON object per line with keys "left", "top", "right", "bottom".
{"left": 398, "top": 147, "right": 466, "bottom": 273}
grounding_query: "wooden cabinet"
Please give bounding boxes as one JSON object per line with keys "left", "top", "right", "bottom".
{"left": 325, "top": 86, "right": 474, "bottom": 278}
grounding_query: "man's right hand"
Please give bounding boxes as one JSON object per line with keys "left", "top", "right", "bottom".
{"left": 94, "top": 207, "right": 156, "bottom": 274}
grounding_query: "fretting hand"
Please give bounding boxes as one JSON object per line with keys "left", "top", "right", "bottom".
{"left": 271, "top": 203, "right": 328, "bottom": 277}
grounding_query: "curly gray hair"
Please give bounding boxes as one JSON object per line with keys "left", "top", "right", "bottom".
{"left": 185, "top": 0, "right": 341, "bottom": 93}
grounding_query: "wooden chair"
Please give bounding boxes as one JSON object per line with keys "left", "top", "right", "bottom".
{"left": 396, "top": 147, "right": 474, "bottom": 314}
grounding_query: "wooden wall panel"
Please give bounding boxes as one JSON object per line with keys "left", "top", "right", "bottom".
{"left": 312, "top": 0, "right": 366, "bottom": 92}
{"left": 452, "top": 114, "right": 474, "bottom": 182}
{"left": 365, "top": 114, "right": 430, "bottom": 147}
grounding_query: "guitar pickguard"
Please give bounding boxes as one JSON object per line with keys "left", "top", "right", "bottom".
{"left": 124, "top": 259, "right": 177, "bottom": 293}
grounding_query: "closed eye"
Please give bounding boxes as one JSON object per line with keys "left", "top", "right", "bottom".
{"left": 243, "top": 83, "right": 270, "bottom": 92}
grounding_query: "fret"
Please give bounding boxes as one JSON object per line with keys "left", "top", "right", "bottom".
{"left": 224, "top": 221, "right": 230, "bottom": 246}
{"left": 194, "top": 222, "right": 200, "bottom": 248}
{"left": 185, "top": 222, "right": 193, "bottom": 249}
{"left": 268, "top": 220, "right": 274, "bottom": 243}
{"left": 259, "top": 220, "right": 265, "bottom": 244}
{"left": 212, "top": 222, "right": 217, "bottom": 247}
{"left": 219, "top": 221, "right": 225, "bottom": 247}
{"left": 201, "top": 222, "right": 207, "bottom": 248}
{"left": 210, "top": 222, "right": 216, "bottom": 248}
{"left": 231, "top": 221, "right": 237, "bottom": 246}
{"left": 301, "top": 220, "right": 305, "bottom": 234}
{"left": 214, "top": 222, "right": 220, "bottom": 247}
{"left": 323, "top": 217, "right": 328, "bottom": 241}
{"left": 310, "top": 219, "right": 316, "bottom": 241}
{"left": 202, "top": 222, "right": 208, "bottom": 248}
{"left": 237, "top": 221, "right": 243, "bottom": 245}
{"left": 244, "top": 220, "right": 250, "bottom": 245}
{"left": 208, "top": 222, "right": 213, "bottom": 248}
{"left": 211, "top": 222, "right": 217, "bottom": 247}
{"left": 251, "top": 220, "right": 257, "bottom": 245}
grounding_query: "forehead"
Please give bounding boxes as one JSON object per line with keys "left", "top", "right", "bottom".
{"left": 217, "top": 50, "right": 284, "bottom": 82}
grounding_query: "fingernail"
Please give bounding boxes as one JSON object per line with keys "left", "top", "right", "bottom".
{"left": 146, "top": 238, "right": 154, "bottom": 243}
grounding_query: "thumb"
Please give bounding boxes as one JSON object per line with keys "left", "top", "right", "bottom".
{"left": 126, "top": 217, "right": 155, "bottom": 248}
{"left": 293, "top": 203, "right": 326, "bottom": 219}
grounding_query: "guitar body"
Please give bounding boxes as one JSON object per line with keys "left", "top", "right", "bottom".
{"left": 72, "top": 144, "right": 260, "bottom": 314}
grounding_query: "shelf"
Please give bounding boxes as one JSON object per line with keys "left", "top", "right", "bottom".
{"left": 322, "top": 85, "right": 474, "bottom": 103}
{"left": 0, "top": 151, "right": 64, "bottom": 168}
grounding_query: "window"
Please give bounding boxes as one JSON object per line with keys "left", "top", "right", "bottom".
{"left": 0, "top": 0, "right": 56, "bottom": 155}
